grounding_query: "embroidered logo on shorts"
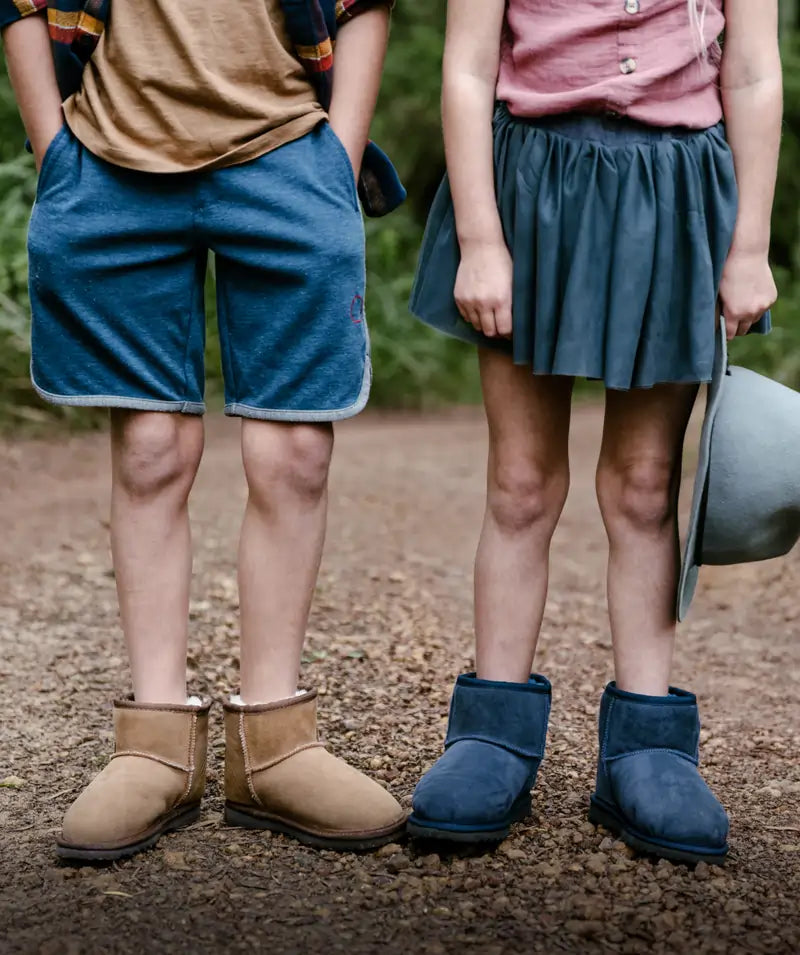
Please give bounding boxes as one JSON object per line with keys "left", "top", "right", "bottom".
{"left": 349, "top": 294, "right": 364, "bottom": 325}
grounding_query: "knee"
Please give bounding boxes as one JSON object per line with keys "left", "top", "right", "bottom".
{"left": 242, "top": 423, "right": 333, "bottom": 509}
{"left": 597, "top": 457, "right": 676, "bottom": 535}
{"left": 487, "top": 459, "right": 569, "bottom": 535}
{"left": 113, "top": 413, "right": 202, "bottom": 501}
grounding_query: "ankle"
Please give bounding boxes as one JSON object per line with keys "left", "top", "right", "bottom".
{"left": 613, "top": 678, "right": 670, "bottom": 697}
{"left": 475, "top": 666, "right": 537, "bottom": 684}
{"left": 131, "top": 682, "right": 189, "bottom": 705}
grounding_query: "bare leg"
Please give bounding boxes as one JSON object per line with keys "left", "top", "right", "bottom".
{"left": 110, "top": 411, "right": 204, "bottom": 704}
{"left": 475, "top": 350, "right": 573, "bottom": 683}
{"left": 596, "top": 384, "right": 698, "bottom": 695}
{"left": 238, "top": 420, "right": 334, "bottom": 704}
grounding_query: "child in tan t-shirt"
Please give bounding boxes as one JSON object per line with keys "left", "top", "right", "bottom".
{"left": 1, "top": 0, "right": 407, "bottom": 861}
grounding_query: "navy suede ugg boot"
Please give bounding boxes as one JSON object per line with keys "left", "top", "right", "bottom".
{"left": 407, "top": 673, "right": 551, "bottom": 843}
{"left": 589, "top": 682, "right": 729, "bottom": 864}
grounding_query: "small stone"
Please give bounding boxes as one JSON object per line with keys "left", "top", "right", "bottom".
{"left": 566, "top": 919, "right": 604, "bottom": 938}
{"left": 585, "top": 853, "right": 607, "bottom": 876}
{"left": 501, "top": 847, "right": 527, "bottom": 861}
{"left": 694, "top": 861, "right": 711, "bottom": 881}
{"left": 725, "top": 898, "right": 748, "bottom": 915}
{"left": 582, "top": 902, "right": 606, "bottom": 922}
{"left": 612, "top": 841, "right": 635, "bottom": 858}
{"left": 375, "top": 842, "right": 403, "bottom": 858}
{"left": 163, "top": 850, "right": 190, "bottom": 870}
{"left": 656, "top": 860, "right": 674, "bottom": 880}
{"left": 599, "top": 836, "right": 615, "bottom": 851}
{"left": 653, "top": 910, "right": 680, "bottom": 933}
{"left": 491, "top": 894, "right": 510, "bottom": 912}
{"left": 387, "top": 855, "right": 410, "bottom": 873}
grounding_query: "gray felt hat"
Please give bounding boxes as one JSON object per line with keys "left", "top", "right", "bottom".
{"left": 678, "top": 319, "right": 800, "bottom": 621}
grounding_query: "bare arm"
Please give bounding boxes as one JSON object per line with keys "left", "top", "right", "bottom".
{"left": 2, "top": 15, "right": 63, "bottom": 170}
{"left": 327, "top": 6, "right": 390, "bottom": 176}
{"left": 443, "top": 0, "right": 505, "bottom": 249}
{"left": 442, "top": 0, "right": 511, "bottom": 338}
{"left": 719, "top": 0, "right": 782, "bottom": 338}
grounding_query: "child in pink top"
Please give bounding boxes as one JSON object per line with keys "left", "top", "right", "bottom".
{"left": 409, "top": 0, "right": 781, "bottom": 863}
{"left": 498, "top": 0, "right": 726, "bottom": 127}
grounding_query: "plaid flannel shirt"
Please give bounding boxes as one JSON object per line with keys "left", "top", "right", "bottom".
{"left": 0, "top": 0, "right": 404, "bottom": 216}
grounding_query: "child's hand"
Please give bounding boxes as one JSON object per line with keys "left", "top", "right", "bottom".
{"left": 32, "top": 118, "right": 65, "bottom": 174}
{"left": 718, "top": 249, "right": 777, "bottom": 340}
{"left": 454, "top": 239, "right": 513, "bottom": 339}
{"left": 327, "top": 122, "right": 362, "bottom": 184}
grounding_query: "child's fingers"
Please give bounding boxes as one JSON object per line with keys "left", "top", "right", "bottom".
{"left": 494, "top": 302, "right": 513, "bottom": 338}
{"left": 478, "top": 306, "right": 499, "bottom": 338}
{"left": 459, "top": 304, "right": 483, "bottom": 333}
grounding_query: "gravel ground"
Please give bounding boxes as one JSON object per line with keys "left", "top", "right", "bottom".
{"left": 1, "top": 406, "right": 799, "bottom": 954}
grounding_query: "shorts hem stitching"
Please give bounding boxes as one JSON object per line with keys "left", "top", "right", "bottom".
{"left": 31, "top": 374, "right": 206, "bottom": 415}
{"left": 224, "top": 359, "right": 371, "bottom": 423}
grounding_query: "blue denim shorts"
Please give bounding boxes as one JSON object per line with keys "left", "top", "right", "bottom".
{"left": 28, "top": 122, "right": 370, "bottom": 420}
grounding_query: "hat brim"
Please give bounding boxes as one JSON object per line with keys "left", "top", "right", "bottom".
{"left": 676, "top": 319, "right": 728, "bottom": 622}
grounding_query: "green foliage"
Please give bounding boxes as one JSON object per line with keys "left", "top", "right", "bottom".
{"left": 0, "top": 11, "right": 799, "bottom": 427}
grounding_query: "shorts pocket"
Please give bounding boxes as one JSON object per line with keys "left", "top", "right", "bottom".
{"left": 36, "top": 125, "right": 71, "bottom": 200}
{"left": 322, "top": 122, "right": 360, "bottom": 214}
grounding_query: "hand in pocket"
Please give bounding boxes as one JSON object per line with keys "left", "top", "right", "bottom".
{"left": 33, "top": 119, "right": 66, "bottom": 174}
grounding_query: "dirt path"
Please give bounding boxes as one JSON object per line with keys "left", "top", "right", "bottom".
{"left": 1, "top": 406, "right": 799, "bottom": 955}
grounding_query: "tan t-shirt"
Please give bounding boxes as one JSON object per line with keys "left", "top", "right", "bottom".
{"left": 63, "top": 0, "right": 325, "bottom": 173}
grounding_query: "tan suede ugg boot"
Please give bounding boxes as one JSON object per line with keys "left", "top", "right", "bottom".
{"left": 224, "top": 691, "right": 406, "bottom": 850}
{"left": 57, "top": 697, "right": 212, "bottom": 862}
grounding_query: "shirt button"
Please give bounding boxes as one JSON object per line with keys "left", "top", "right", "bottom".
{"left": 620, "top": 57, "right": 637, "bottom": 74}
{"left": 625, "top": 0, "right": 640, "bottom": 12}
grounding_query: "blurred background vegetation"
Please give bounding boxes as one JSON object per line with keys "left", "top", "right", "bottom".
{"left": 1, "top": 3, "right": 798, "bottom": 428}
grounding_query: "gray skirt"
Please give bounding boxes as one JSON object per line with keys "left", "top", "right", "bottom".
{"left": 409, "top": 104, "right": 769, "bottom": 391}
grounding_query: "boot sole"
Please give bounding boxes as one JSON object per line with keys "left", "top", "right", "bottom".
{"left": 56, "top": 804, "right": 201, "bottom": 863}
{"left": 224, "top": 803, "right": 407, "bottom": 852}
{"left": 588, "top": 795, "right": 728, "bottom": 866}
{"left": 406, "top": 792, "right": 532, "bottom": 844}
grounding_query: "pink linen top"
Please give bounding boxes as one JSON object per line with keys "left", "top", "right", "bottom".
{"left": 496, "top": 0, "right": 725, "bottom": 129}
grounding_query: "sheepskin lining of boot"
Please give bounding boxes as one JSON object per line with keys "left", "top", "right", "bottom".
{"left": 230, "top": 690, "right": 305, "bottom": 706}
